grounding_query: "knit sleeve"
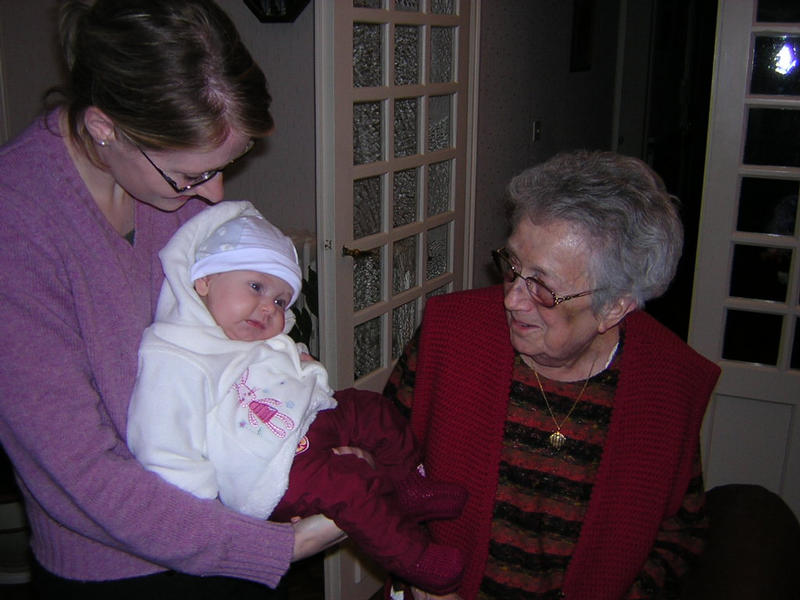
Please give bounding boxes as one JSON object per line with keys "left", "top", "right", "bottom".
{"left": 625, "top": 449, "right": 708, "bottom": 598}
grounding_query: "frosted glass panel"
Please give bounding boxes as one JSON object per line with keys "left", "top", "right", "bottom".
{"left": 426, "top": 223, "right": 449, "bottom": 279}
{"left": 428, "top": 95, "right": 452, "bottom": 151}
{"left": 427, "top": 159, "right": 452, "bottom": 216}
{"left": 431, "top": 0, "right": 455, "bottom": 14}
{"left": 737, "top": 178, "right": 798, "bottom": 235}
{"left": 722, "top": 309, "right": 783, "bottom": 365}
{"left": 426, "top": 283, "right": 452, "bottom": 299}
{"left": 751, "top": 36, "right": 800, "bottom": 96}
{"left": 393, "top": 168, "right": 419, "bottom": 228}
{"left": 730, "top": 244, "right": 792, "bottom": 302}
{"left": 392, "top": 300, "right": 416, "bottom": 359}
{"left": 393, "top": 235, "right": 418, "bottom": 294}
{"left": 353, "top": 101, "right": 384, "bottom": 165}
{"left": 354, "top": 176, "right": 383, "bottom": 239}
{"left": 354, "top": 247, "right": 383, "bottom": 311}
{"left": 394, "top": 97, "right": 419, "bottom": 157}
{"left": 793, "top": 319, "right": 800, "bottom": 370}
{"left": 354, "top": 317, "right": 382, "bottom": 380}
{"left": 353, "top": 23, "right": 383, "bottom": 88}
{"left": 431, "top": 27, "right": 455, "bottom": 83}
{"left": 395, "top": 25, "right": 421, "bottom": 85}
{"left": 394, "top": 0, "right": 420, "bottom": 11}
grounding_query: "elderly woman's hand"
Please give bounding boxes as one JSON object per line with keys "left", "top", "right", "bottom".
{"left": 290, "top": 514, "right": 347, "bottom": 561}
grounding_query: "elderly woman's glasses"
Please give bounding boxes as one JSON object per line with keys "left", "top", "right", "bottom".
{"left": 492, "top": 248, "right": 596, "bottom": 308}
{"left": 136, "top": 140, "right": 255, "bottom": 194}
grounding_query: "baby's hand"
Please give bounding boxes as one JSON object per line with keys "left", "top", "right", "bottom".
{"left": 332, "top": 446, "right": 376, "bottom": 469}
{"left": 299, "top": 352, "right": 314, "bottom": 363}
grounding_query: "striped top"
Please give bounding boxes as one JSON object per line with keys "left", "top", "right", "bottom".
{"left": 386, "top": 327, "right": 707, "bottom": 599}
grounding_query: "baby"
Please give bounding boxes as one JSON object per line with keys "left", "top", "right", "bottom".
{"left": 127, "top": 201, "right": 465, "bottom": 594}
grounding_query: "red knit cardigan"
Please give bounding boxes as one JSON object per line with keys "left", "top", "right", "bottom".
{"left": 410, "top": 286, "right": 720, "bottom": 600}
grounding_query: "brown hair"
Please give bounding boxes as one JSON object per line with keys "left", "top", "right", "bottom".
{"left": 54, "top": 0, "right": 273, "bottom": 160}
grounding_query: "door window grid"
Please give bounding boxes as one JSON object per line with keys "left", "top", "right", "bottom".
{"left": 349, "top": 2, "right": 465, "bottom": 383}
{"left": 722, "top": 11, "right": 800, "bottom": 370}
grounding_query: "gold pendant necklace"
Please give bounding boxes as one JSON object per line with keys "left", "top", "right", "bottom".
{"left": 533, "top": 357, "right": 597, "bottom": 450}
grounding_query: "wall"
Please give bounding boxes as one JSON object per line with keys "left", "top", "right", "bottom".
{"left": 471, "top": 0, "right": 621, "bottom": 288}
{"left": 0, "top": 0, "right": 63, "bottom": 142}
{"left": 0, "top": 0, "right": 317, "bottom": 236}
{"left": 220, "top": 2, "right": 317, "bottom": 234}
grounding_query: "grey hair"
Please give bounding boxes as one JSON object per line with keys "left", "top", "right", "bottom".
{"left": 505, "top": 150, "right": 683, "bottom": 313}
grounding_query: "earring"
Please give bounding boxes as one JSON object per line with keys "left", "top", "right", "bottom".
{"left": 97, "top": 139, "right": 109, "bottom": 147}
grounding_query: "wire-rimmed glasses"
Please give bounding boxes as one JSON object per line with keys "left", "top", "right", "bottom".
{"left": 492, "top": 247, "right": 597, "bottom": 308}
{"left": 137, "top": 139, "right": 255, "bottom": 194}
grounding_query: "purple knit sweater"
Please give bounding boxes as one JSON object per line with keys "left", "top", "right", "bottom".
{"left": 0, "top": 114, "right": 293, "bottom": 586}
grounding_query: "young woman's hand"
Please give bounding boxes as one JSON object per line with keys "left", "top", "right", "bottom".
{"left": 290, "top": 514, "right": 346, "bottom": 561}
{"left": 409, "top": 588, "right": 463, "bottom": 600}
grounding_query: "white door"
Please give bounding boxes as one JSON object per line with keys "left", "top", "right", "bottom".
{"left": 314, "top": 1, "right": 478, "bottom": 598}
{"left": 315, "top": 0, "right": 477, "bottom": 392}
{"left": 689, "top": 0, "right": 800, "bottom": 519}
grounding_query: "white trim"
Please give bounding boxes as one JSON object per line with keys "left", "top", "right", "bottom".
{"left": 314, "top": 0, "right": 339, "bottom": 387}
{"left": 463, "top": 0, "right": 481, "bottom": 288}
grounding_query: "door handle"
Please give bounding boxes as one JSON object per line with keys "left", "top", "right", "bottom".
{"left": 342, "top": 245, "right": 378, "bottom": 259}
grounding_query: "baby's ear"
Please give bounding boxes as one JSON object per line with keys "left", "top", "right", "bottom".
{"left": 194, "top": 277, "right": 210, "bottom": 297}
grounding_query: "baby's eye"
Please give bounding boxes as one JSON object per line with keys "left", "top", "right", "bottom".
{"left": 249, "top": 282, "right": 262, "bottom": 293}
{"left": 274, "top": 298, "right": 288, "bottom": 309}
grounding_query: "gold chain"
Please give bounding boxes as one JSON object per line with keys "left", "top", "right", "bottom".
{"left": 533, "top": 357, "right": 597, "bottom": 450}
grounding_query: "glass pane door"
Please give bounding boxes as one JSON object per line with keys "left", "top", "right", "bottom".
{"left": 689, "top": 0, "right": 800, "bottom": 518}
{"left": 317, "top": 0, "right": 474, "bottom": 391}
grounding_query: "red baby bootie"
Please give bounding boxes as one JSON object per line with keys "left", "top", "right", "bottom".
{"left": 395, "top": 470, "right": 468, "bottom": 522}
{"left": 395, "top": 542, "right": 464, "bottom": 596}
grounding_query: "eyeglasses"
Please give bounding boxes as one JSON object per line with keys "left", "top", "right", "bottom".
{"left": 492, "top": 247, "right": 597, "bottom": 308}
{"left": 136, "top": 139, "right": 255, "bottom": 193}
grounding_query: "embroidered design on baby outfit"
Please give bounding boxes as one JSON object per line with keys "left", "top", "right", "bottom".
{"left": 233, "top": 368, "right": 295, "bottom": 438}
{"left": 295, "top": 436, "right": 309, "bottom": 455}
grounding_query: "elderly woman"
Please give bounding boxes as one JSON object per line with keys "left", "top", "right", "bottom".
{"left": 384, "top": 150, "right": 721, "bottom": 600}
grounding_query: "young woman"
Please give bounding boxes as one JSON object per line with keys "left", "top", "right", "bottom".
{"left": 0, "top": 2, "right": 342, "bottom": 597}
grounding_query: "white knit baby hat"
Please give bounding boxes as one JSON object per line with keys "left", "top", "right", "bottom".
{"left": 190, "top": 215, "right": 302, "bottom": 308}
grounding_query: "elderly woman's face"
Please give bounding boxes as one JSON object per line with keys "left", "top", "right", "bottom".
{"left": 504, "top": 219, "right": 607, "bottom": 370}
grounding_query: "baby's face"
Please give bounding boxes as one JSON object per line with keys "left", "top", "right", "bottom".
{"left": 194, "top": 270, "right": 293, "bottom": 342}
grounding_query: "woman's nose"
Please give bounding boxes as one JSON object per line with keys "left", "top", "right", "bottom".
{"left": 504, "top": 276, "right": 533, "bottom": 311}
{"left": 194, "top": 173, "right": 225, "bottom": 203}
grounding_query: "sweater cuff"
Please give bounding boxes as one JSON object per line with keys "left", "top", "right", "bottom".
{"left": 209, "top": 514, "right": 294, "bottom": 588}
